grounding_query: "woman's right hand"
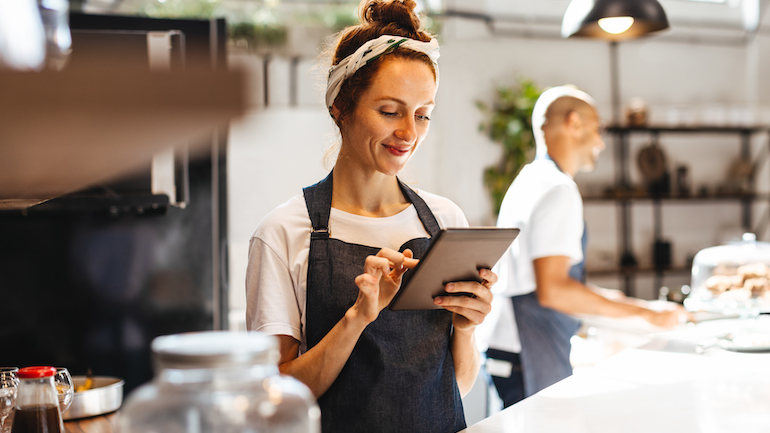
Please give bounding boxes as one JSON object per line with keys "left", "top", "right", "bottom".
{"left": 278, "top": 248, "right": 417, "bottom": 398}
{"left": 351, "top": 248, "right": 419, "bottom": 324}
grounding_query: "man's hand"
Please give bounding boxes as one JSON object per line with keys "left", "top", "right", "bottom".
{"left": 642, "top": 305, "right": 693, "bottom": 329}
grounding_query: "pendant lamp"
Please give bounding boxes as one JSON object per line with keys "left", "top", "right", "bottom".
{"left": 561, "top": 0, "right": 670, "bottom": 40}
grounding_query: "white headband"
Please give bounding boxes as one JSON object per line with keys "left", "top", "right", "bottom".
{"left": 325, "top": 34, "right": 440, "bottom": 114}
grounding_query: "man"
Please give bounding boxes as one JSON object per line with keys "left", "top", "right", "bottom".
{"left": 482, "top": 86, "right": 687, "bottom": 408}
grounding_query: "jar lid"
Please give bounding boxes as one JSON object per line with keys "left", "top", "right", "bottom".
{"left": 17, "top": 366, "right": 56, "bottom": 379}
{"left": 151, "top": 331, "right": 279, "bottom": 369}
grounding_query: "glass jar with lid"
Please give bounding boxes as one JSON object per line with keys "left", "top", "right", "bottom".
{"left": 118, "top": 331, "right": 320, "bottom": 433}
{"left": 685, "top": 233, "right": 770, "bottom": 317}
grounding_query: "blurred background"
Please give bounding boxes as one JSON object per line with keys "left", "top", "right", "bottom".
{"left": 2, "top": 0, "right": 770, "bottom": 424}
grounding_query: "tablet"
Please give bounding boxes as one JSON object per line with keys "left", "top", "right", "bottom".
{"left": 388, "top": 227, "right": 520, "bottom": 311}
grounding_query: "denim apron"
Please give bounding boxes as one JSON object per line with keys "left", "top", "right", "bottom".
{"left": 302, "top": 172, "right": 466, "bottom": 433}
{"left": 510, "top": 155, "right": 584, "bottom": 397}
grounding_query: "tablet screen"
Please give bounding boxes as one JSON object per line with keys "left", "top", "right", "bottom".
{"left": 388, "top": 227, "right": 519, "bottom": 311}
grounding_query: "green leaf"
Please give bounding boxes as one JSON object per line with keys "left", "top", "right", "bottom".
{"left": 477, "top": 77, "right": 542, "bottom": 216}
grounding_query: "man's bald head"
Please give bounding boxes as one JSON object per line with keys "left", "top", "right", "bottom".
{"left": 532, "top": 86, "right": 597, "bottom": 158}
{"left": 535, "top": 90, "right": 605, "bottom": 176}
{"left": 543, "top": 96, "right": 597, "bottom": 132}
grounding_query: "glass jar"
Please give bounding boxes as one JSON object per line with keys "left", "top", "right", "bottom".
{"left": 0, "top": 368, "right": 19, "bottom": 433}
{"left": 118, "top": 331, "right": 320, "bottom": 433}
{"left": 11, "top": 366, "right": 64, "bottom": 433}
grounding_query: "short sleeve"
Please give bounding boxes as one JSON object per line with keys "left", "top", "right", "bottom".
{"left": 245, "top": 236, "right": 303, "bottom": 341}
{"left": 527, "top": 184, "right": 583, "bottom": 263}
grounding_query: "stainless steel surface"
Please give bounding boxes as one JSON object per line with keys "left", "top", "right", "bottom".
{"left": 63, "top": 376, "right": 123, "bottom": 421}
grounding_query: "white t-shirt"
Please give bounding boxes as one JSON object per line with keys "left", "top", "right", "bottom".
{"left": 477, "top": 159, "right": 584, "bottom": 353}
{"left": 245, "top": 188, "right": 468, "bottom": 353}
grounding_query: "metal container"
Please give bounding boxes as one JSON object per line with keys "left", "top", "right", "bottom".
{"left": 62, "top": 376, "right": 123, "bottom": 420}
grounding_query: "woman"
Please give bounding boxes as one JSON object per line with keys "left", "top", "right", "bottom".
{"left": 246, "top": 1, "right": 496, "bottom": 431}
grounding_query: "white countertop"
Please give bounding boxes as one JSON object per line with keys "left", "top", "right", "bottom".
{"left": 463, "top": 316, "right": 770, "bottom": 433}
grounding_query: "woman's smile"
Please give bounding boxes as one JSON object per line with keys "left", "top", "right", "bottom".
{"left": 382, "top": 143, "right": 412, "bottom": 157}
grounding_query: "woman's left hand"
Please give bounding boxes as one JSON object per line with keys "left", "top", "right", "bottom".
{"left": 433, "top": 268, "right": 496, "bottom": 332}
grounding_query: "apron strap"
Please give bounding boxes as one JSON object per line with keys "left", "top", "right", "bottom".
{"left": 397, "top": 179, "right": 441, "bottom": 238}
{"left": 303, "top": 171, "right": 441, "bottom": 240}
{"left": 568, "top": 220, "right": 588, "bottom": 284}
{"left": 303, "top": 171, "right": 334, "bottom": 240}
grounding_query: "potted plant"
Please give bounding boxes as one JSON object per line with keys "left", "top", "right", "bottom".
{"left": 477, "top": 78, "right": 542, "bottom": 216}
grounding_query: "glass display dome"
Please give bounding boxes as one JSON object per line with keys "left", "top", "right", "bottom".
{"left": 685, "top": 233, "right": 770, "bottom": 316}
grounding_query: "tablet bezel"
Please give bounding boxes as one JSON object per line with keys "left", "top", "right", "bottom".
{"left": 388, "top": 227, "right": 520, "bottom": 311}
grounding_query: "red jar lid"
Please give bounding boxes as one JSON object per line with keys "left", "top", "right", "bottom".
{"left": 17, "top": 366, "right": 56, "bottom": 379}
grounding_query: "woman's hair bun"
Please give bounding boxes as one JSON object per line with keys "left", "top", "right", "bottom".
{"left": 360, "top": 0, "right": 421, "bottom": 33}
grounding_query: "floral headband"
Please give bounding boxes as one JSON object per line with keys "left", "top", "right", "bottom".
{"left": 325, "top": 34, "right": 440, "bottom": 115}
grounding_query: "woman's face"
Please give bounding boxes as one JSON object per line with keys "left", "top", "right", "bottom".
{"left": 335, "top": 57, "right": 436, "bottom": 177}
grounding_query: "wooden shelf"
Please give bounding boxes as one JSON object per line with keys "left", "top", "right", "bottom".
{"left": 583, "top": 193, "right": 768, "bottom": 203}
{"left": 587, "top": 267, "right": 691, "bottom": 277}
{"left": 0, "top": 68, "right": 246, "bottom": 209}
{"left": 606, "top": 125, "right": 769, "bottom": 134}
{"left": 598, "top": 124, "right": 769, "bottom": 295}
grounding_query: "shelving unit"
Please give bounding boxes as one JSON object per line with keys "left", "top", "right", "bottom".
{"left": 587, "top": 125, "right": 770, "bottom": 296}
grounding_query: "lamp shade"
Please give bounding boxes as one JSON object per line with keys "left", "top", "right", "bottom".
{"left": 562, "top": 0, "right": 669, "bottom": 40}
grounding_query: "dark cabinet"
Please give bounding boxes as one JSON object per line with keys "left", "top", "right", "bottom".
{"left": 0, "top": 14, "right": 243, "bottom": 394}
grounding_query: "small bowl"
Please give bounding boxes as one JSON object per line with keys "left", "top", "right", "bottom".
{"left": 63, "top": 376, "right": 124, "bottom": 420}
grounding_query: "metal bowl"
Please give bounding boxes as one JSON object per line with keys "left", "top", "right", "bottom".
{"left": 63, "top": 376, "right": 124, "bottom": 420}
